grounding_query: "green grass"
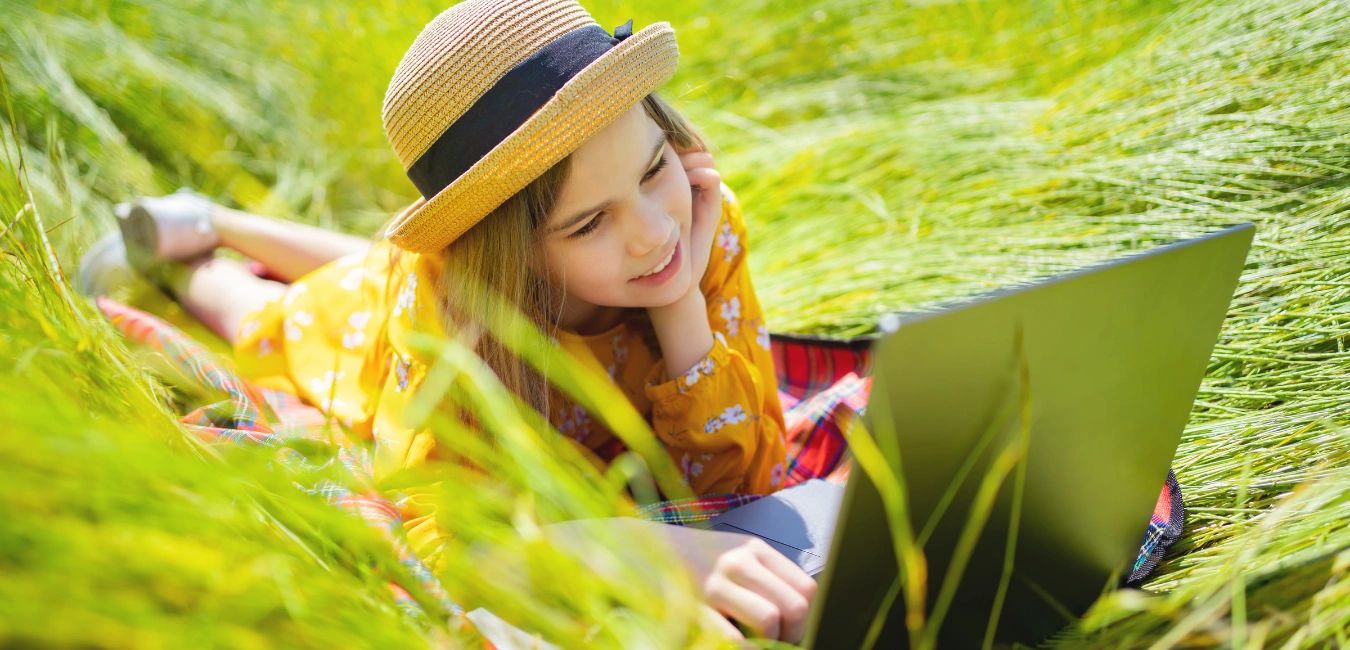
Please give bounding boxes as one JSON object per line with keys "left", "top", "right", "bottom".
{"left": 2, "top": 0, "right": 1347, "bottom": 647}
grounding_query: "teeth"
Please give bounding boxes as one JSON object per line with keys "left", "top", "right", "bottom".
{"left": 640, "top": 247, "right": 675, "bottom": 278}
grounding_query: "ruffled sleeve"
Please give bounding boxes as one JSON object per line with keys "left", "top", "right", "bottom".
{"left": 368, "top": 248, "right": 444, "bottom": 483}
{"left": 366, "top": 247, "right": 450, "bottom": 569}
{"left": 642, "top": 185, "right": 788, "bottom": 495}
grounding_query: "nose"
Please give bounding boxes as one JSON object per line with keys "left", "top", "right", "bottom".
{"left": 623, "top": 199, "right": 673, "bottom": 259}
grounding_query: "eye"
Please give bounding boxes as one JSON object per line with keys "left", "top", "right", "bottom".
{"left": 642, "top": 154, "right": 669, "bottom": 182}
{"left": 570, "top": 213, "right": 603, "bottom": 238}
{"left": 567, "top": 154, "right": 666, "bottom": 240}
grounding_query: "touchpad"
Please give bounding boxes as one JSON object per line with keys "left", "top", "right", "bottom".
{"left": 711, "top": 522, "right": 828, "bottom": 575}
{"left": 706, "top": 480, "right": 845, "bottom": 575}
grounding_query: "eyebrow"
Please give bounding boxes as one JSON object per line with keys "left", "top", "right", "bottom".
{"left": 548, "top": 134, "right": 667, "bottom": 234}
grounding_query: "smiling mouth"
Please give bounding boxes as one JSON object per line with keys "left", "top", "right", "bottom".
{"left": 634, "top": 242, "right": 678, "bottom": 279}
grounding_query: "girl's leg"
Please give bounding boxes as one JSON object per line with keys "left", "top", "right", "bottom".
{"left": 166, "top": 255, "right": 286, "bottom": 345}
{"left": 209, "top": 206, "right": 372, "bottom": 284}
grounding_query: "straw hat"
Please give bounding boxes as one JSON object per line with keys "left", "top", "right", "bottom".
{"left": 381, "top": 0, "right": 680, "bottom": 254}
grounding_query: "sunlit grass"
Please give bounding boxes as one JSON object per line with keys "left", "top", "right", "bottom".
{"left": 2, "top": 0, "right": 1347, "bottom": 647}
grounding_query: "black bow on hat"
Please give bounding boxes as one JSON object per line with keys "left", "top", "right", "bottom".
{"left": 613, "top": 18, "right": 633, "bottom": 42}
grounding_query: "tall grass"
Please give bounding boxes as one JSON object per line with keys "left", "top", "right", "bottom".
{"left": 2, "top": 0, "right": 1347, "bottom": 647}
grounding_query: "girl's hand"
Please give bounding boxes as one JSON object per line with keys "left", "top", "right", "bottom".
{"left": 643, "top": 150, "right": 722, "bottom": 379}
{"left": 542, "top": 519, "right": 817, "bottom": 644}
{"left": 679, "top": 149, "right": 721, "bottom": 289}
{"left": 664, "top": 523, "right": 817, "bottom": 644}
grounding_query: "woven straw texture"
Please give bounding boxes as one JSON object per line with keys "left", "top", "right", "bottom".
{"left": 380, "top": 0, "right": 679, "bottom": 253}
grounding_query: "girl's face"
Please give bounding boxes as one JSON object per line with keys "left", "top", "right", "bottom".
{"left": 539, "top": 104, "right": 694, "bottom": 330}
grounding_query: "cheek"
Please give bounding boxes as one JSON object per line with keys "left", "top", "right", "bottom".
{"left": 659, "top": 165, "right": 694, "bottom": 227}
{"left": 542, "top": 240, "right": 626, "bottom": 297}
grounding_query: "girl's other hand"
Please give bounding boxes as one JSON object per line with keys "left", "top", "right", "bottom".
{"left": 644, "top": 149, "right": 721, "bottom": 379}
{"left": 679, "top": 149, "right": 720, "bottom": 287}
{"left": 542, "top": 518, "right": 817, "bottom": 644}
{"left": 658, "top": 522, "right": 817, "bottom": 644}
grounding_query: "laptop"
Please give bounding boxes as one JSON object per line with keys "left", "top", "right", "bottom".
{"left": 705, "top": 223, "right": 1255, "bottom": 647}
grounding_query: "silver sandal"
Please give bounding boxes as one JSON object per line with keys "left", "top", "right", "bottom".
{"left": 115, "top": 188, "right": 220, "bottom": 262}
{"left": 76, "top": 231, "right": 137, "bottom": 298}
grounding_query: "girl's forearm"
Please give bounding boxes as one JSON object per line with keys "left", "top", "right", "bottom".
{"left": 649, "top": 291, "right": 715, "bottom": 380}
{"left": 211, "top": 206, "right": 371, "bottom": 283}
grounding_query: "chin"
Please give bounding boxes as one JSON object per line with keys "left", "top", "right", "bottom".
{"left": 632, "top": 272, "right": 692, "bottom": 308}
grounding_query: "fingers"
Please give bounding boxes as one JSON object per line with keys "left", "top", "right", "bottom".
{"left": 723, "top": 554, "right": 813, "bottom": 644}
{"left": 699, "top": 538, "right": 816, "bottom": 644}
{"left": 686, "top": 166, "right": 721, "bottom": 191}
{"left": 752, "top": 541, "right": 818, "bottom": 603}
{"left": 668, "top": 525, "right": 816, "bottom": 644}
{"left": 686, "top": 167, "right": 723, "bottom": 221}
{"left": 679, "top": 150, "right": 715, "bottom": 174}
{"left": 707, "top": 573, "right": 783, "bottom": 641}
{"left": 680, "top": 150, "right": 721, "bottom": 223}
{"left": 699, "top": 604, "right": 745, "bottom": 642}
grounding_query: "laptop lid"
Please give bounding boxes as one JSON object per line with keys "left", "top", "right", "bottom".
{"left": 803, "top": 224, "right": 1254, "bottom": 648}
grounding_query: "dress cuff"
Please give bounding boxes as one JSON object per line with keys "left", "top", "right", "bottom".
{"left": 644, "top": 332, "right": 732, "bottom": 403}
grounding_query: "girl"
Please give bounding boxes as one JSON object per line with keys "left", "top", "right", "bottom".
{"left": 107, "top": 0, "right": 814, "bottom": 642}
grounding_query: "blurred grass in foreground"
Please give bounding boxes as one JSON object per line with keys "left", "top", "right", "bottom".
{"left": 2, "top": 0, "right": 1347, "bottom": 647}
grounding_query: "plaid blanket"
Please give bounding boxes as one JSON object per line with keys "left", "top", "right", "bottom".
{"left": 96, "top": 299, "right": 1183, "bottom": 633}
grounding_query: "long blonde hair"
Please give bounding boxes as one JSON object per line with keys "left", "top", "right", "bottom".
{"left": 426, "top": 93, "right": 706, "bottom": 418}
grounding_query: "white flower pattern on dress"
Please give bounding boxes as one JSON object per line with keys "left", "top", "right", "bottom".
{"left": 720, "top": 296, "right": 741, "bottom": 336}
{"left": 757, "top": 323, "right": 771, "bottom": 350}
{"left": 284, "top": 282, "right": 307, "bottom": 306}
{"left": 285, "top": 310, "right": 314, "bottom": 341}
{"left": 769, "top": 462, "right": 784, "bottom": 488}
{"left": 704, "top": 403, "right": 748, "bottom": 434}
{"left": 557, "top": 404, "right": 591, "bottom": 442}
{"left": 392, "top": 355, "right": 412, "bottom": 392}
{"left": 239, "top": 319, "right": 260, "bottom": 341}
{"left": 257, "top": 337, "right": 273, "bottom": 357}
{"left": 723, "top": 404, "right": 747, "bottom": 425}
{"left": 680, "top": 454, "right": 704, "bottom": 481}
{"left": 681, "top": 356, "right": 716, "bottom": 389}
{"left": 308, "top": 370, "right": 346, "bottom": 411}
{"left": 717, "top": 222, "right": 741, "bottom": 261}
{"left": 341, "top": 311, "right": 371, "bottom": 350}
{"left": 392, "top": 272, "right": 417, "bottom": 318}
{"left": 318, "top": 395, "right": 347, "bottom": 411}
{"left": 338, "top": 267, "right": 365, "bottom": 291}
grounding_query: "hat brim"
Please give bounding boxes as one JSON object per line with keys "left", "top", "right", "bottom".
{"left": 386, "top": 22, "right": 679, "bottom": 254}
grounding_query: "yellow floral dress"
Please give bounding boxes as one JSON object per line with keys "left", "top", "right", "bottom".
{"left": 234, "top": 187, "right": 787, "bottom": 562}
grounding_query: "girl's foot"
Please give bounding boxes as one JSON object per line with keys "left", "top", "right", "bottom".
{"left": 115, "top": 188, "right": 221, "bottom": 263}
{"left": 76, "top": 231, "right": 137, "bottom": 298}
{"left": 76, "top": 230, "right": 192, "bottom": 298}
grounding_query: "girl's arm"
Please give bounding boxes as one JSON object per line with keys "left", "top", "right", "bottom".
{"left": 644, "top": 160, "right": 789, "bottom": 496}
{"left": 647, "top": 289, "right": 715, "bottom": 378}
{"left": 646, "top": 157, "right": 721, "bottom": 377}
{"left": 211, "top": 205, "right": 371, "bottom": 283}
